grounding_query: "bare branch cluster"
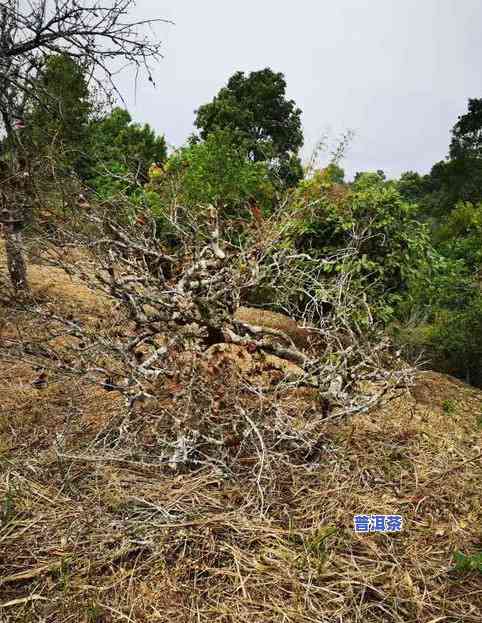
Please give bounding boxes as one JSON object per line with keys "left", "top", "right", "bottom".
{"left": 9, "top": 202, "right": 416, "bottom": 467}
{"left": 0, "top": 0, "right": 167, "bottom": 128}
{"left": 0, "top": 0, "right": 166, "bottom": 292}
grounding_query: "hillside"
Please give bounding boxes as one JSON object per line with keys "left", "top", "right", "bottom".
{"left": 2, "top": 3, "right": 482, "bottom": 621}
{"left": 0, "top": 250, "right": 481, "bottom": 623}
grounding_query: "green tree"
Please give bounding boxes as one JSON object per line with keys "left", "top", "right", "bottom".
{"left": 396, "top": 171, "right": 430, "bottom": 204}
{"left": 423, "top": 99, "right": 482, "bottom": 216}
{"left": 402, "top": 265, "right": 482, "bottom": 387}
{"left": 286, "top": 170, "right": 431, "bottom": 321}
{"left": 450, "top": 98, "right": 482, "bottom": 159}
{"left": 389, "top": 100, "right": 482, "bottom": 387}
{"left": 87, "top": 107, "right": 167, "bottom": 195}
{"left": 23, "top": 54, "right": 93, "bottom": 171}
{"left": 146, "top": 130, "right": 274, "bottom": 216}
{"left": 425, "top": 157, "right": 482, "bottom": 216}
{"left": 435, "top": 201, "right": 482, "bottom": 269}
{"left": 353, "top": 170, "right": 386, "bottom": 187}
{"left": 194, "top": 68, "right": 304, "bottom": 187}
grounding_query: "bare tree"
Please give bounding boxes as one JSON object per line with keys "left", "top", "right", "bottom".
{"left": 22, "top": 200, "right": 414, "bottom": 422}
{"left": 0, "top": 0, "right": 167, "bottom": 293}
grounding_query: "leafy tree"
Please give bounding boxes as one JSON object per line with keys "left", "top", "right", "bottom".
{"left": 145, "top": 130, "right": 274, "bottom": 216}
{"left": 435, "top": 201, "right": 482, "bottom": 270}
{"left": 194, "top": 68, "right": 304, "bottom": 186}
{"left": 392, "top": 276, "right": 482, "bottom": 385}
{"left": 87, "top": 107, "right": 167, "bottom": 195}
{"left": 425, "top": 157, "right": 482, "bottom": 216}
{"left": 396, "top": 171, "right": 430, "bottom": 204}
{"left": 352, "top": 170, "right": 387, "bottom": 189}
{"left": 286, "top": 170, "right": 431, "bottom": 321}
{"left": 411, "top": 286, "right": 482, "bottom": 386}
{"left": 303, "top": 164, "right": 345, "bottom": 187}
{"left": 422, "top": 99, "right": 482, "bottom": 217}
{"left": 450, "top": 98, "right": 482, "bottom": 159}
{"left": 323, "top": 163, "right": 345, "bottom": 184}
{"left": 23, "top": 54, "right": 94, "bottom": 172}
{"left": 0, "top": 0, "right": 165, "bottom": 293}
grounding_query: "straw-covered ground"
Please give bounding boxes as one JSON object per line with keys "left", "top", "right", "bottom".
{"left": 0, "top": 253, "right": 481, "bottom": 622}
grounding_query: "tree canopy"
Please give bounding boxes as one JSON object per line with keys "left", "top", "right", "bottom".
{"left": 406, "top": 99, "right": 482, "bottom": 219}
{"left": 194, "top": 68, "right": 304, "bottom": 186}
{"left": 23, "top": 54, "right": 94, "bottom": 172}
{"left": 87, "top": 108, "right": 167, "bottom": 191}
{"left": 146, "top": 129, "right": 274, "bottom": 216}
{"left": 450, "top": 98, "right": 482, "bottom": 159}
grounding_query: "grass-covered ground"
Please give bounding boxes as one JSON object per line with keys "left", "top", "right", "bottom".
{"left": 0, "top": 251, "right": 481, "bottom": 622}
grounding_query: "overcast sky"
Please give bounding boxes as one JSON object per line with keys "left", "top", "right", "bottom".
{"left": 117, "top": 0, "right": 482, "bottom": 179}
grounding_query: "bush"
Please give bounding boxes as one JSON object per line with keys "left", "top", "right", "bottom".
{"left": 394, "top": 246, "right": 482, "bottom": 385}
{"left": 281, "top": 169, "right": 431, "bottom": 322}
{"left": 148, "top": 130, "right": 275, "bottom": 216}
{"left": 426, "top": 292, "right": 482, "bottom": 385}
{"left": 435, "top": 201, "right": 482, "bottom": 270}
{"left": 86, "top": 108, "right": 167, "bottom": 195}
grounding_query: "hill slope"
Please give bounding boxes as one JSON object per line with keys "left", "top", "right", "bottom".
{"left": 0, "top": 255, "right": 481, "bottom": 623}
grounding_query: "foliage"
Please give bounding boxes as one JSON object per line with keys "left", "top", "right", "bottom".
{"left": 450, "top": 98, "right": 482, "bottom": 159}
{"left": 453, "top": 551, "right": 482, "bottom": 574}
{"left": 435, "top": 201, "right": 482, "bottom": 269}
{"left": 424, "top": 293, "right": 482, "bottom": 386}
{"left": 322, "top": 163, "right": 345, "bottom": 184}
{"left": 22, "top": 54, "right": 94, "bottom": 172}
{"left": 145, "top": 130, "right": 275, "bottom": 217}
{"left": 396, "top": 170, "right": 430, "bottom": 204}
{"left": 283, "top": 170, "right": 431, "bottom": 322}
{"left": 395, "top": 248, "right": 482, "bottom": 385}
{"left": 389, "top": 100, "right": 482, "bottom": 386}
{"left": 194, "top": 68, "right": 303, "bottom": 187}
{"left": 87, "top": 107, "right": 167, "bottom": 196}
{"left": 353, "top": 170, "right": 386, "bottom": 186}
{"left": 300, "top": 164, "right": 346, "bottom": 195}
{"left": 424, "top": 157, "right": 482, "bottom": 217}
{"left": 418, "top": 99, "right": 482, "bottom": 218}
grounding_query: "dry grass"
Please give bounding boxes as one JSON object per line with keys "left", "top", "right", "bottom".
{"left": 0, "top": 252, "right": 481, "bottom": 622}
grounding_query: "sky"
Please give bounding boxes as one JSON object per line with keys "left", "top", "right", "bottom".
{"left": 116, "top": 0, "right": 482, "bottom": 180}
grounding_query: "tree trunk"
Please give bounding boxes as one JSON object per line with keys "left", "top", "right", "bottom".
{"left": 0, "top": 129, "right": 31, "bottom": 294}
{"left": 3, "top": 223, "right": 29, "bottom": 293}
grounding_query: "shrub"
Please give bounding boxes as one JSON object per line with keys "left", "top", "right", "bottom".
{"left": 394, "top": 253, "right": 482, "bottom": 386}
{"left": 453, "top": 551, "right": 482, "bottom": 574}
{"left": 149, "top": 130, "right": 275, "bottom": 216}
{"left": 435, "top": 201, "right": 482, "bottom": 270}
{"left": 86, "top": 107, "right": 167, "bottom": 195}
{"left": 426, "top": 292, "right": 482, "bottom": 385}
{"left": 280, "top": 169, "right": 431, "bottom": 322}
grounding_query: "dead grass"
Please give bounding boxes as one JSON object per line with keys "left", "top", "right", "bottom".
{"left": 0, "top": 245, "right": 112, "bottom": 318}
{"left": 0, "top": 252, "right": 481, "bottom": 622}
